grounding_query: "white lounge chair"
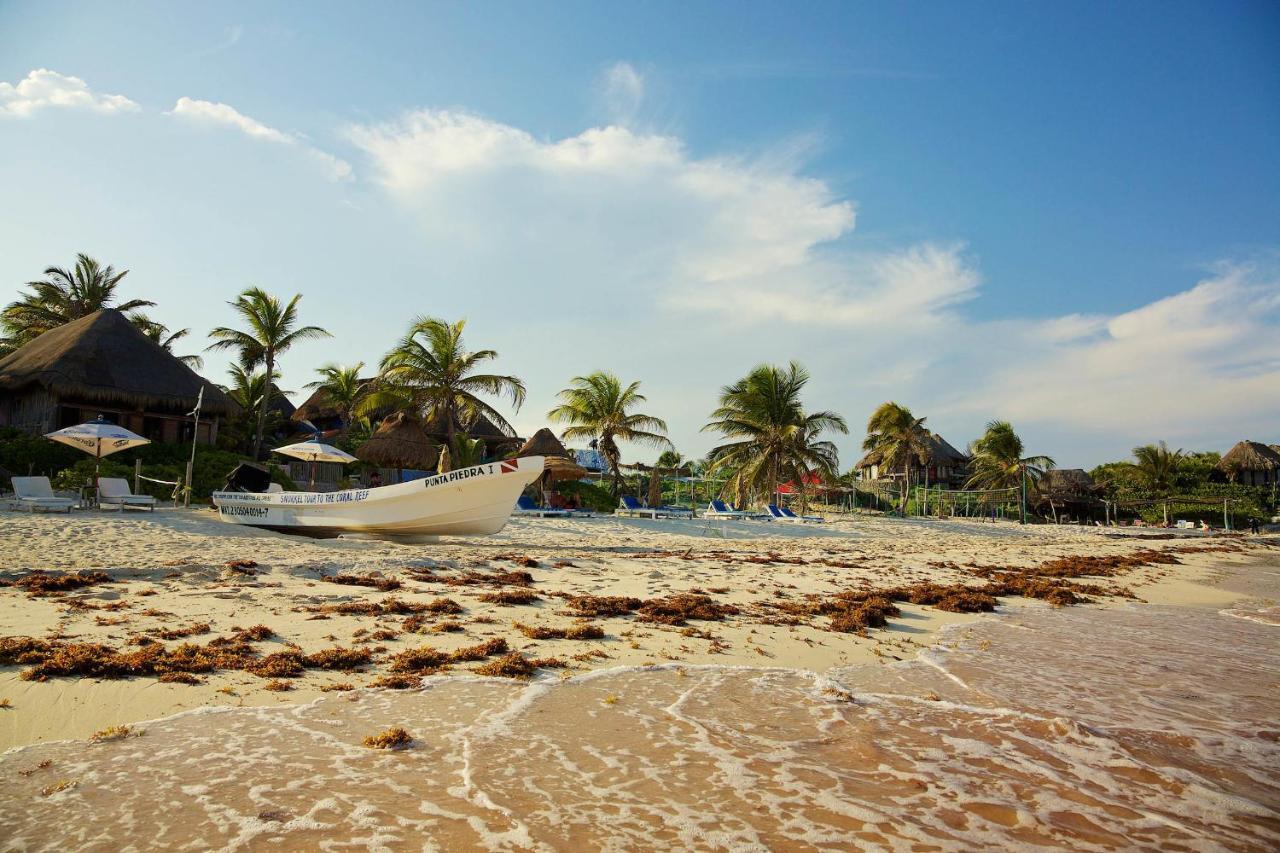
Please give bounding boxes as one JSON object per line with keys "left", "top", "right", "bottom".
{"left": 11, "top": 477, "right": 76, "bottom": 513}
{"left": 98, "top": 478, "right": 158, "bottom": 511}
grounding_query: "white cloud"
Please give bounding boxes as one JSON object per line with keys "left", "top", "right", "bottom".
{"left": 168, "top": 97, "right": 352, "bottom": 181}
{"left": 0, "top": 69, "right": 139, "bottom": 119}
{"left": 936, "top": 262, "right": 1280, "bottom": 445}
{"left": 347, "top": 108, "right": 852, "bottom": 284}
{"left": 599, "top": 61, "right": 644, "bottom": 124}
{"left": 341, "top": 106, "right": 1278, "bottom": 466}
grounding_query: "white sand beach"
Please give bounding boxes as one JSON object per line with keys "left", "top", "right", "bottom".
{"left": 0, "top": 509, "right": 1262, "bottom": 750}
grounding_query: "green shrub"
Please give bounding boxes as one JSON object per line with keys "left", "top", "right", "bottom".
{"left": 553, "top": 480, "right": 617, "bottom": 512}
{"left": 0, "top": 429, "right": 295, "bottom": 502}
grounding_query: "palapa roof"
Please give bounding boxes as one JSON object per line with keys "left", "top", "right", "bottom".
{"left": 0, "top": 309, "right": 237, "bottom": 416}
{"left": 354, "top": 412, "right": 439, "bottom": 470}
{"left": 516, "top": 427, "right": 571, "bottom": 459}
{"left": 1038, "top": 468, "right": 1097, "bottom": 496}
{"left": 856, "top": 432, "right": 969, "bottom": 470}
{"left": 518, "top": 428, "right": 587, "bottom": 480}
{"left": 291, "top": 377, "right": 377, "bottom": 422}
{"left": 1218, "top": 440, "right": 1280, "bottom": 473}
{"left": 422, "top": 409, "right": 519, "bottom": 443}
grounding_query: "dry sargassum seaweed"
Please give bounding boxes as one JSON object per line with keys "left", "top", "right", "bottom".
{"left": 477, "top": 589, "right": 540, "bottom": 606}
{"left": 514, "top": 622, "right": 605, "bottom": 640}
{"left": 321, "top": 574, "right": 402, "bottom": 592}
{"left": 362, "top": 726, "right": 413, "bottom": 749}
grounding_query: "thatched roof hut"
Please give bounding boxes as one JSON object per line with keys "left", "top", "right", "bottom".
{"left": 354, "top": 412, "right": 438, "bottom": 470}
{"left": 0, "top": 309, "right": 236, "bottom": 415}
{"left": 1217, "top": 440, "right": 1280, "bottom": 487}
{"left": 1038, "top": 469, "right": 1098, "bottom": 497}
{"left": 291, "top": 377, "right": 380, "bottom": 427}
{"left": 855, "top": 431, "right": 969, "bottom": 485}
{"left": 516, "top": 427, "right": 570, "bottom": 459}
{"left": 0, "top": 309, "right": 235, "bottom": 443}
{"left": 517, "top": 428, "right": 586, "bottom": 481}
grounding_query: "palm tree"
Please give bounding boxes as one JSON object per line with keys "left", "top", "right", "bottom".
{"left": 548, "top": 371, "right": 671, "bottom": 495}
{"left": 129, "top": 313, "right": 204, "bottom": 369}
{"left": 703, "top": 362, "right": 846, "bottom": 509}
{"left": 221, "top": 365, "right": 288, "bottom": 455}
{"left": 1129, "top": 441, "right": 1184, "bottom": 525}
{"left": 862, "top": 402, "right": 930, "bottom": 513}
{"left": 368, "top": 317, "right": 525, "bottom": 446}
{"left": 207, "top": 288, "right": 330, "bottom": 458}
{"left": 304, "top": 363, "right": 367, "bottom": 437}
{"left": 2, "top": 254, "right": 154, "bottom": 350}
{"left": 965, "top": 420, "right": 1055, "bottom": 492}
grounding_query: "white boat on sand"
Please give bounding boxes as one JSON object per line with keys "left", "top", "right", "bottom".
{"left": 212, "top": 456, "right": 545, "bottom": 539}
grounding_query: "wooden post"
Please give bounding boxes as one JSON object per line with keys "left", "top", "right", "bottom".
{"left": 135, "top": 458, "right": 142, "bottom": 494}
{"left": 184, "top": 460, "right": 194, "bottom": 508}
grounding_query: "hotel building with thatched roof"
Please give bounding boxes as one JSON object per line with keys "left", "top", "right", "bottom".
{"left": 855, "top": 431, "right": 970, "bottom": 488}
{"left": 1217, "top": 440, "right": 1280, "bottom": 487}
{"left": 0, "top": 308, "right": 236, "bottom": 444}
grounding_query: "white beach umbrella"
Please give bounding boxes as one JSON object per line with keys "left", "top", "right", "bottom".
{"left": 272, "top": 439, "right": 357, "bottom": 489}
{"left": 45, "top": 417, "right": 152, "bottom": 496}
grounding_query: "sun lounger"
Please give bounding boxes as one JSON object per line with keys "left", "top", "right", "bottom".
{"left": 515, "top": 495, "right": 571, "bottom": 518}
{"left": 616, "top": 495, "right": 693, "bottom": 519}
{"left": 97, "top": 478, "right": 158, "bottom": 511}
{"left": 781, "top": 505, "right": 824, "bottom": 522}
{"left": 11, "top": 477, "right": 76, "bottom": 513}
{"left": 705, "top": 499, "right": 750, "bottom": 519}
{"left": 766, "top": 504, "right": 823, "bottom": 523}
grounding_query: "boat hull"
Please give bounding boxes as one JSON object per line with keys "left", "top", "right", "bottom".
{"left": 212, "top": 456, "right": 544, "bottom": 538}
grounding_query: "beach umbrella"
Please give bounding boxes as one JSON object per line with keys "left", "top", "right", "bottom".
{"left": 46, "top": 417, "right": 151, "bottom": 498}
{"left": 272, "top": 439, "right": 357, "bottom": 489}
{"left": 437, "top": 443, "right": 452, "bottom": 474}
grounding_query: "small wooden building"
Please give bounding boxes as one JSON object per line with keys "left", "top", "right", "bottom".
{"left": 855, "top": 432, "right": 970, "bottom": 488}
{"left": 1217, "top": 440, "right": 1280, "bottom": 487}
{"left": 0, "top": 308, "right": 237, "bottom": 444}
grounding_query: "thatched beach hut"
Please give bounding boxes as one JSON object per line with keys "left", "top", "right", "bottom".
{"left": 516, "top": 427, "right": 587, "bottom": 482}
{"left": 1034, "top": 468, "right": 1102, "bottom": 521}
{"left": 422, "top": 409, "right": 523, "bottom": 459}
{"left": 1217, "top": 440, "right": 1280, "bottom": 487}
{"left": 855, "top": 431, "right": 969, "bottom": 487}
{"left": 0, "top": 308, "right": 236, "bottom": 443}
{"left": 291, "top": 376, "right": 381, "bottom": 431}
{"left": 354, "top": 412, "right": 439, "bottom": 474}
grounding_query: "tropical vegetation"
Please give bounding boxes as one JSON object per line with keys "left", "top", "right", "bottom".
{"left": 703, "top": 361, "right": 846, "bottom": 510}
{"left": 364, "top": 317, "right": 525, "bottom": 444}
{"left": 206, "top": 287, "right": 330, "bottom": 458}
{"left": 860, "top": 402, "right": 930, "bottom": 513}
{"left": 304, "top": 363, "right": 368, "bottom": 438}
{"left": 1, "top": 254, "right": 155, "bottom": 355}
{"left": 965, "top": 420, "right": 1055, "bottom": 493}
{"left": 548, "top": 371, "right": 671, "bottom": 494}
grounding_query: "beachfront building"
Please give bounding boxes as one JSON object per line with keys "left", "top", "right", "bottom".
{"left": 1216, "top": 440, "right": 1280, "bottom": 487}
{"left": 854, "top": 432, "right": 970, "bottom": 488}
{"left": 0, "top": 308, "right": 237, "bottom": 444}
{"left": 1034, "top": 468, "right": 1103, "bottom": 521}
{"left": 291, "top": 377, "right": 379, "bottom": 432}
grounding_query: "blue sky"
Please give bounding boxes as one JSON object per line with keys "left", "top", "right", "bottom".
{"left": 2, "top": 1, "right": 1278, "bottom": 467}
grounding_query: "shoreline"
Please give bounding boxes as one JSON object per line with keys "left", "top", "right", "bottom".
{"left": 1, "top": 511, "right": 1275, "bottom": 752}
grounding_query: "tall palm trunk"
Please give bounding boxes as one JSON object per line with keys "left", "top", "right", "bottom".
{"left": 253, "top": 350, "right": 274, "bottom": 459}
{"left": 900, "top": 461, "right": 911, "bottom": 514}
